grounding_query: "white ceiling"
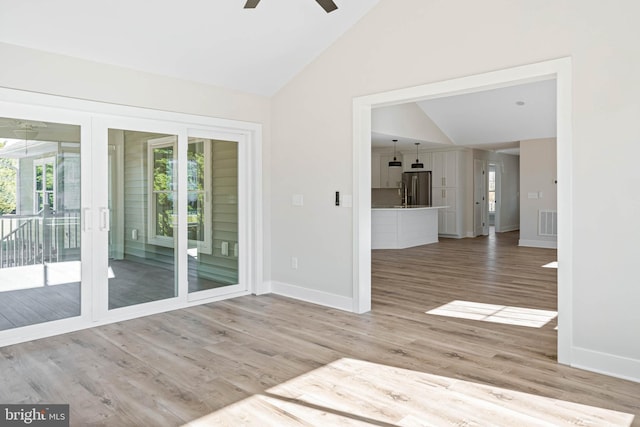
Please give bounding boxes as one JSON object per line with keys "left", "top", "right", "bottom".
{"left": 0, "top": 0, "right": 381, "bottom": 96}
{"left": 416, "top": 79, "right": 557, "bottom": 147}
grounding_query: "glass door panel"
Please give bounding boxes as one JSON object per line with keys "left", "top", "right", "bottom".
{"left": 187, "top": 138, "right": 239, "bottom": 294}
{"left": 107, "top": 129, "right": 178, "bottom": 310}
{"left": 0, "top": 116, "right": 81, "bottom": 330}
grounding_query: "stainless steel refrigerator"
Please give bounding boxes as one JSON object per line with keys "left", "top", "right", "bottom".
{"left": 402, "top": 171, "right": 432, "bottom": 206}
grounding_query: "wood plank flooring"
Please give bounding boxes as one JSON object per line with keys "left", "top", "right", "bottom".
{"left": 1, "top": 231, "right": 639, "bottom": 426}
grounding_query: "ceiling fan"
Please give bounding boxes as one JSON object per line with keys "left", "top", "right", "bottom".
{"left": 0, "top": 119, "right": 48, "bottom": 140}
{"left": 244, "top": 0, "right": 338, "bottom": 13}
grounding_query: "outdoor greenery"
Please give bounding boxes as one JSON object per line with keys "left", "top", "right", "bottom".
{"left": 152, "top": 142, "right": 205, "bottom": 240}
{"left": 153, "top": 146, "right": 175, "bottom": 238}
{"left": 0, "top": 142, "right": 17, "bottom": 214}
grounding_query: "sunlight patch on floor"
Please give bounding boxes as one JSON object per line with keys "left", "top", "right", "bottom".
{"left": 0, "top": 261, "right": 81, "bottom": 292}
{"left": 426, "top": 300, "right": 557, "bottom": 328}
{"left": 543, "top": 261, "right": 558, "bottom": 268}
{"left": 183, "top": 358, "right": 633, "bottom": 426}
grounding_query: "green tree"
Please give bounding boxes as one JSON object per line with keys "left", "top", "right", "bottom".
{"left": 0, "top": 142, "right": 17, "bottom": 214}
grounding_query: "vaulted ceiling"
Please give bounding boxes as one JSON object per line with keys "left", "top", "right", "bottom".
{"left": 0, "top": 0, "right": 381, "bottom": 96}
{"left": 1, "top": 1, "right": 556, "bottom": 149}
{"left": 373, "top": 79, "right": 557, "bottom": 153}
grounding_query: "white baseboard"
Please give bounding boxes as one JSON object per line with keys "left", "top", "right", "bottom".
{"left": 519, "top": 239, "right": 557, "bottom": 249}
{"left": 256, "top": 281, "right": 273, "bottom": 295}
{"left": 270, "top": 281, "right": 354, "bottom": 312}
{"left": 439, "top": 234, "right": 463, "bottom": 239}
{"left": 572, "top": 346, "right": 640, "bottom": 383}
{"left": 497, "top": 224, "right": 519, "bottom": 232}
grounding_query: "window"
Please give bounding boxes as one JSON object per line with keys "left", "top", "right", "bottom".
{"left": 34, "top": 157, "right": 56, "bottom": 212}
{"left": 488, "top": 167, "right": 496, "bottom": 213}
{"left": 186, "top": 139, "right": 212, "bottom": 253}
{"left": 147, "top": 137, "right": 212, "bottom": 253}
{"left": 148, "top": 137, "right": 176, "bottom": 246}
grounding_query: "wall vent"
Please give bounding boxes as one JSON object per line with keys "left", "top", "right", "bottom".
{"left": 538, "top": 210, "right": 557, "bottom": 236}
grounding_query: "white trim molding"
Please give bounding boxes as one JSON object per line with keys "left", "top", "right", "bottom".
{"left": 519, "top": 239, "right": 558, "bottom": 249}
{"left": 572, "top": 346, "right": 640, "bottom": 384}
{"left": 497, "top": 224, "right": 520, "bottom": 233}
{"left": 271, "top": 281, "right": 353, "bottom": 312}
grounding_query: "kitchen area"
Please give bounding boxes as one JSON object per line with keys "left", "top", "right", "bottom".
{"left": 371, "top": 141, "right": 454, "bottom": 250}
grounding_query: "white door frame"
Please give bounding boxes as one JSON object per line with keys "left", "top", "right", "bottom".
{"left": 353, "top": 57, "right": 573, "bottom": 365}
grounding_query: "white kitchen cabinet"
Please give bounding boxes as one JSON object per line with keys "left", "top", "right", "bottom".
{"left": 403, "top": 151, "right": 432, "bottom": 172}
{"left": 431, "top": 150, "right": 463, "bottom": 237}
{"left": 432, "top": 187, "right": 457, "bottom": 235}
{"left": 432, "top": 151, "right": 458, "bottom": 188}
{"left": 379, "top": 154, "right": 403, "bottom": 188}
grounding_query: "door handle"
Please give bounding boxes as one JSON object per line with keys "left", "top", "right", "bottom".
{"left": 83, "top": 208, "right": 92, "bottom": 232}
{"left": 99, "top": 208, "right": 110, "bottom": 232}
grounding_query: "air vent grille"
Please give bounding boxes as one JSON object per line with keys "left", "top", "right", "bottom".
{"left": 539, "top": 210, "right": 557, "bottom": 236}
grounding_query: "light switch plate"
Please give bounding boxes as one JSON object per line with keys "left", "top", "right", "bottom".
{"left": 292, "top": 194, "right": 304, "bottom": 206}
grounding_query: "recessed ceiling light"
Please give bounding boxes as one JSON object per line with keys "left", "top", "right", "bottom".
{"left": 516, "top": 101, "right": 526, "bottom": 106}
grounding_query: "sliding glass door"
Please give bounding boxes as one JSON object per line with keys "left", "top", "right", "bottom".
{"left": 106, "top": 130, "right": 179, "bottom": 310}
{"left": 0, "top": 115, "right": 84, "bottom": 331}
{"left": 93, "top": 120, "right": 246, "bottom": 317}
{"left": 0, "top": 89, "right": 256, "bottom": 346}
{"left": 186, "top": 137, "right": 240, "bottom": 297}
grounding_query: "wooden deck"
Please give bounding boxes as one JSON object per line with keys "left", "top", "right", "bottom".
{"left": 1, "top": 231, "right": 639, "bottom": 426}
{"left": 0, "top": 257, "right": 231, "bottom": 330}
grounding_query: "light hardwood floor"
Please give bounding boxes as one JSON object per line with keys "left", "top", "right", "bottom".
{"left": 1, "top": 231, "right": 639, "bottom": 426}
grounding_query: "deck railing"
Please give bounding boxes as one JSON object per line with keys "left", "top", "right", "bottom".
{"left": 0, "top": 208, "right": 80, "bottom": 268}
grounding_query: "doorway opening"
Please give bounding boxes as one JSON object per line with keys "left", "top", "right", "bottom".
{"left": 353, "top": 58, "right": 573, "bottom": 365}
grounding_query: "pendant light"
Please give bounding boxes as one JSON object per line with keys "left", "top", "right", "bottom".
{"left": 411, "top": 142, "right": 424, "bottom": 168}
{"left": 388, "top": 139, "right": 402, "bottom": 167}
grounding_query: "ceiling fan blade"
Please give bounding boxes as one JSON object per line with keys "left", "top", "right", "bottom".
{"left": 244, "top": 0, "right": 260, "bottom": 8}
{"left": 316, "top": 0, "right": 338, "bottom": 13}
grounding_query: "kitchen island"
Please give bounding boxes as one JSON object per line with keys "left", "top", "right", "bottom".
{"left": 372, "top": 206, "right": 447, "bottom": 249}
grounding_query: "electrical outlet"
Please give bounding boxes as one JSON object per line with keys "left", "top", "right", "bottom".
{"left": 291, "top": 257, "right": 298, "bottom": 270}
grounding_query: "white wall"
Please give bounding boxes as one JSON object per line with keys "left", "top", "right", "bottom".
{"left": 0, "top": 41, "right": 273, "bottom": 283}
{"left": 372, "top": 103, "right": 453, "bottom": 145}
{"left": 519, "top": 138, "right": 557, "bottom": 247}
{"left": 271, "top": 0, "right": 640, "bottom": 381}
